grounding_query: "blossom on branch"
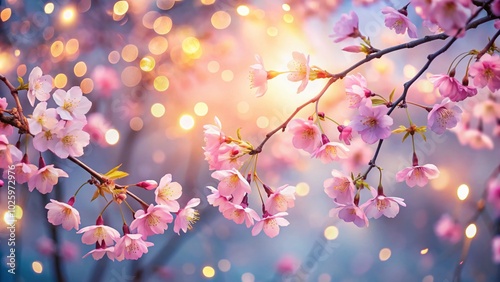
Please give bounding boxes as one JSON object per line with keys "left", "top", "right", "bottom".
{"left": 27, "top": 66, "right": 52, "bottom": 106}
{"left": 363, "top": 188, "right": 406, "bottom": 219}
{"left": 0, "top": 135, "right": 22, "bottom": 169}
{"left": 77, "top": 224, "right": 120, "bottom": 246}
{"left": 331, "top": 202, "right": 369, "bottom": 228}
{"left": 252, "top": 212, "right": 289, "bottom": 238}
{"left": 381, "top": 6, "right": 417, "bottom": 38}
{"left": 211, "top": 168, "right": 251, "bottom": 204}
{"left": 349, "top": 99, "right": 393, "bottom": 144}
{"left": 468, "top": 53, "right": 500, "bottom": 92}
{"left": 154, "top": 173, "right": 182, "bottom": 212}
{"left": 130, "top": 204, "right": 174, "bottom": 238}
{"left": 53, "top": 86, "right": 92, "bottom": 121}
{"left": 329, "top": 11, "right": 361, "bottom": 42}
{"left": 264, "top": 184, "right": 296, "bottom": 214}
{"left": 173, "top": 198, "right": 200, "bottom": 235}
{"left": 28, "top": 163, "right": 68, "bottom": 194}
{"left": 114, "top": 233, "right": 154, "bottom": 260}
{"left": 323, "top": 169, "right": 355, "bottom": 204}
{"left": 45, "top": 198, "right": 80, "bottom": 231}
{"left": 53, "top": 121, "right": 90, "bottom": 159}
{"left": 395, "top": 164, "right": 440, "bottom": 187}
{"left": 427, "top": 98, "right": 462, "bottom": 134}
{"left": 429, "top": 74, "right": 477, "bottom": 102}
{"left": 287, "top": 51, "right": 310, "bottom": 93}
{"left": 221, "top": 201, "right": 260, "bottom": 228}
{"left": 27, "top": 102, "right": 58, "bottom": 135}
{"left": 288, "top": 118, "right": 322, "bottom": 153}
{"left": 249, "top": 54, "right": 269, "bottom": 97}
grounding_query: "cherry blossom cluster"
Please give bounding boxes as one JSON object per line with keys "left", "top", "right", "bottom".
{"left": 206, "top": 0, "right": 500, "bottom": 239}
{"left": 0, "top": 67, "right": 199, "bottom": 261}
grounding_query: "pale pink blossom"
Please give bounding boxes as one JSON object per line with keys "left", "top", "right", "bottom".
{"left": 381, "top": 6, "right": 417, "bottom": 38}
{"left": 206, "top": 185, "right": 229, "bottom": 211}
{"left": 287, "top": 118, "right": 322, "bottom": 153}
{"left": 473, "top": 99, "right": 500, "bottom": 123}
{"left": 265, "top": 185, "right": 296, "bottom": 215}
{"left": 331, "top": 202, "right": 369, "bottom": 228}
{"left": 276, "top": 255, "right": 299, "bottom": 275}
{"left": 91, "top": 65, "right": 120, "bottom": 97}
{"left": 214, "top": 142, "right": 246, "bottom": 170}
{"left": 173, "top": 198, "right": 200, "bottom": 235}
{"left": 203, "top": 117, "right": 227, "bottom": 170}
{"left": 114, "top": 233, "right": 154, "bottom": 260}
{"left": 77, "top": 224, "right": 121, "bottom": 246}
{"left": 130, "top": 204, "right": 173, "bottom": 238}
{"left": 349, "top": 99, "right": 393, "bottom": 144}
{"left": 344, "top": 73, "right": 371, "bottom": 108}
{"left": 53, "top": 121, "right": 90, "bottom": 158}
{"left": 329, "top": 11, "right": 360, "bottom": 42}
{"left": 434, "top": 214, "right": 462, "bottom": 244}
{"left": 0, "top": 122, "right": 13, "bottom": 136}
{"left": 430, "top": 0, "right": 472, "bottom": 36}
{"left": 136, "top": 180, "right": 158, "bottom": 190}
{"left": 493, "top": 0, "right": 500, "bottom": 16}
{"left": 338, "top": 125, "right": 353, "bottom": 145}
{"left": 53, "top": 86, "right": 92, "bottom": 121}
{"left": 221, "top": 201, "right": 260, "bottom": 227}
{"left": 252, "top": 212, "right": 289, "bottom": 238}
{"left": 83, "top": 113, "right": 111, "bottom": 147}
{"left": 45, "top": 198, "right": 80, "bottom": 231}
{"left": 323, "top": 169, "right": 355, "bottom": 204}
{"left": 27, "top": 102, "right": 58, "bottom": 135}
{"left": 493, "top": 236, "right": 500, "bottom": 263}
{"left": 249, "top": 54, "right": 269, "bottom": 97}
{"left": 311, "top": 137, "right": 350, "bottom": 164}
{"left": 429, "top": 74, "right": 477, "bottom": 102}
{"left": 83, "top": 246, "right": 116, "bottom": 261}
{"left": 0, "top": 97, "right": 7, "bottom": 110}
{"left": 363, "top": 189, "right": 406, "bottom": 219}
{"left": 427, "top": 98, "right": 463, "bottom": 134}
{"left": 287, "top": 52, "right": 310, "bottom": 93}
{"left": 33, "top": 120, "right": 64, "bottom": 153}
{"left": 154, "top": 174, "right": 182, "bottom": 212}
{"left": 3, "top": 156, "right": 37, "bottom": 184}
{"left": 469, "top": 53, "right": 500, "bottom": 92}
{"left": 462, "top": 129, "right": 494, "bottom": 149}
{"left": 27, "top": 66, "right": 52, "bottom": 106}
{"left": 0, "top": 135, "right": 22, "bottom": 169}
{"left": 211, "top": 169, "right": 251, "bottom": 205}
{"left": 28, "top": 163, "right": 69, "bottom": 194}
{"left": 395, "top": 164, "right": 440, "bottom": 187}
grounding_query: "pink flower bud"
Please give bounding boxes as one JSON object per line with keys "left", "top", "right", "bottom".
{"left": 342, "top": 45, "right": 363, "bottom": 53}
{"left": 136, "top": 180, "right": 158, "bottom": 190}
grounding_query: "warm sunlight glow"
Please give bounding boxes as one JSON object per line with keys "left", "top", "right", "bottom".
{"left": 295, "top": 182, "right": 310, "bottom": 196}
{"left": 324, "top": 226, "right": 339, "bottom": 240}
{"left": 379, "top": 248, "right": 391, "bottom": 261}
{"left": 465, "top": 224, "right": 477, "bottom": 239}
{"left": 457, "top": 184, "right": 469, "bottom": 201}
{"left": 179, "top": 114, "right": 195, "bottom": 130}
{"left": 114, "top": 1, "right": 129, "bottom": 16}
{"left": 105, "top": 129, "right": 120, "bottom": 145}
{"left": 151, "top": 103, "right": 166, "bottom": 118}
{"left": 194, "top": 102, "right": 209, "bottom": 116}
{"left": 60, "top": 6, "right": 76, "bottom": 24}
{"left": 237, "top": 5, "right": 250, "bottom": 16}
{"left": 202, "top": 266, "right": 215, "bottom": 278}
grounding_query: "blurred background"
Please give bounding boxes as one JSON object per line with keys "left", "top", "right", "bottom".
{"left": 0, "top": 0, "right": 499, "bottom": 281}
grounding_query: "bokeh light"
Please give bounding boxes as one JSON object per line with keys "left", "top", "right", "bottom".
{"left": 194, "top": 102, "right": 208, "bottom": 116}
{"left": 324, "top": 226, "right": 339, "bottom": 240}
{"left": 202, "top": 266, "right": 215, "bottom": 278}
{"left": 151, "top": 103, "right": 166, "bottom": 118}
{"left": 60, "top": 6, "right": 76, "bottom": 25}
{"left": 179, "top": 114, "right": 195, "bottom": 130}
{"left": 105, "top": 129, "right": 120, "bottom": 145}
{"left": 379, "top": 248, "right": 391, "bottom": 261}
{"left": 211, "top": 11, "right": 231, "bottom": 29}
{"left": 32, "top": 261, "right": 43, "bottom": 274}
{"left": 465, "top": 224, "right": 477, "bottom": 239}
{"left": 457, "top": 184, "right": 469, "bottom": 201}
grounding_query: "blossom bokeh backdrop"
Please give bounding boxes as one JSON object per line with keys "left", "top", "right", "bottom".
{"left": 0, "top": 0, "right": 499, "bottom": 281}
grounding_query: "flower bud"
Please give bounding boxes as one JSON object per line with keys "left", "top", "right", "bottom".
{"left": 136, "top": 180, "right": 158, "bottom": 190}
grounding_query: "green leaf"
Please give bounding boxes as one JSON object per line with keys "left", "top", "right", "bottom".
{"left": 371, "top": 98, "right": 386, "bottom": 105}
{"left": 104, "top": 164, "right": 123, "bottom": 176}
{"left": 418, "top": 131, "right": 427, "bottom": 142}
{"left": 106, "top": 170, "right": 129, "bottom": 180}
{"left": 91, "top": 189, "right": 100, "bottom": 201}
{"left": 389, "top": 88, "right": 395, "bottom": 103}
{"left": 402, "top": 132, "right": 410, "bottom": 143}
{"left": 237, "top": 128, "right": 242, "bottom": 140}
{"left": 392, "top": 125, "right": 407, "bottom": 134}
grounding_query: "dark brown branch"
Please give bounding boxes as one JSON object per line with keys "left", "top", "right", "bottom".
{"left": 477, "top": 28, "right": 500, "bottom": 59}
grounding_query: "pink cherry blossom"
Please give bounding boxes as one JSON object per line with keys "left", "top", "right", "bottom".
{"left": 36, "top": 237, "right": 56, "bottom": 256}
{"left": 114, "top": 233, "right": 154, "bottom": 260}
{"left": 220, "top": 201, "right": 260, "bottom": 227}
{"left": 211, "top": 169, "right": 251, "bottom": 204}
{"left": 252, "top": 212, "right": 289, "bottom": 238}
{"left": 45, "top": 198, "right": 80, "bottom": 231}
{"left": 469, "top": 53, "right": 500, "bottom": 92}
{"left": 214, "top": 142, "right": 246, "bottom": 170}
{"left": 323, "top": 169, "right": 355, "bottom": 204}
{"left": 487, "top": 179, "right": 500, "bottom": 215}
{"left": 53, "top": 121, "right": 90, "bottom": 158}
{"left": 77, "top": 223, "right": 121, "bottom": 246}
{"left": 395, "top": 164, "right": 440, "bottom": 187}
{"left": 130, "top": 204, "right": 173, "bottom": 238}
{"left": 91, "top": 65, "right": 120, "bottom": 97}
{"left": 363, "top": 189, "right": 406, "bottom": 219}
{"left": 203, "top": 117, "right": 228, "bottom": 170}
{"left": 3, "top": 158, "right": 37, "bottom": 184}
{"left": 27, "top": 102, "right": 58, "bottom": 135}
{"left": 0, "top": 121, "right": 13, "bottom": 136}
{"left": 206, "top": 186, "right": 229, "bottom": 211}
{"left": 83, "top": 246, "right": 116, "bottom": 261}
{"left": 83, "top": 113, "right": 111, "bottom": 147}
{"left": 265, "top": 185, "right": 296, "bottom": 215}
{"left": 493, "top": 236, "right": 500, "bottom": 263}
{"left": 136, "top": 180, "right": 158, "bottom": 190}
{"left": 331, "top": 202, "right": 369, "bottom": 228}
{"left": 0, "top": 97, "right": 7, "bottom": 110}
{"left": 381, "top": 6, "right": 417, "bottom": 38}
{"left": 155, "top": 173, "right": 182, "bottom": 212}
{"left": 427, "top": 98, "right": 463, "bottom": 134}
{"left": 429, "top": 74, "right": 477, "bottom": 102}
{"left": 28, "top": 164, "right": 69, "bottom": 194}
{"left": 342, "top": 45, "right": 363, "bottom": 53}
{"left": 311, "top": 139, "right": 349, "bottom": 164}
{"left": 461, "top": 129, "right": 494, "bottom": 149}
{"left": 53, "top": 86, "right": 92, "bottom": 121}
{"left": 493, "top": 0, "right": 500, "bottom": 16}
{"left": 60, "top": 241, "right": 80, "bottom": 261}
{"left": 27, "top": 66, "right": 53, "bottom": 106}
{"left": 473, "top": 99, "right": 500, "bottom": 123}
{"left": 431, "top": 0, "right": 472, "bottom": 36}
{"left": 287, "top": 51, "right": 310, "bottom": 93}
{"left": 33, "top": 120, "right": 64, "bottom": 153}
{"left": 329, "top": 11, "right": 360, "bottom": 43}
{"left": 344, "top": 73, "right": 371, "bottom": 108}
{"left": 249, "top": 54, "right": 269, "bottom": 97}
{"left": 0, "top": 135, "right": 22, "bottom": 169}
{"left": 349, "top": 99, "right": 393, "bottom": 144}
{"left": 173, "top": 198, "right": 200, "bottom": 235}
{"left": 434, "top": 214, "right": 462, "bottom": 244}
{"left": 337, "top": 125, "right": 353, "bottom": 145}
{"left": 288, "top": 118, "right": 322, "bottom": 153}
